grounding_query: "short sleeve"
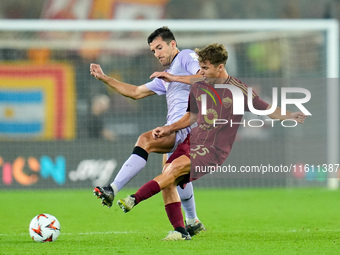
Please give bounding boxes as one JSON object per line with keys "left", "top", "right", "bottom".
{"left": 145, "top": 78, "right": 166, "bottom": 95}
{"left": 181, "top": 50, "right": 200, "bottom": 75}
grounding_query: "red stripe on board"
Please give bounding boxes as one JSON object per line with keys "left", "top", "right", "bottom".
{"left": 54, "top": 70, "right": 64, "bottom": 139}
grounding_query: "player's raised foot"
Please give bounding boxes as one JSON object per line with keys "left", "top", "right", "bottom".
{"left": 117, "top": 195, "right": 135, "bottom": 213}
{"left": 93, "top": 186, "right": 115, "bottom": 208}
{"left": 162, "top": 230, "right": 191, "bottom": 241}
{"left": 185, "top": 219, "right": 206, "bottom": 236}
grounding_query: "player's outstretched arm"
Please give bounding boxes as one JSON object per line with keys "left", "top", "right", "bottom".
{"left": 268, "top": 105, "right": 306, "bottom": 124}
{"left": 90, "top": 63, "right": 155, "bottom": 100}
{"left": 287, "top": 111, "right": 306, "bottom": 124}
{"left": 152, "top": 112, "right": 193, "bottom": 139}
{"left": 150, "top": 71, "right": 202, "bottom": 85}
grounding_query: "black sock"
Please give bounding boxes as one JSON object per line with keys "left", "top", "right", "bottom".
{"left": 132, "top": 146, "right": 148, "bottom": 161}
{"left": 175, "top": 227, "right": 188, "bottom": 235}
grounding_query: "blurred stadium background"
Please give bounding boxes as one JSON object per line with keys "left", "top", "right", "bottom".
{"left": 0, "top": 0, "right": 339, "bottom": 191}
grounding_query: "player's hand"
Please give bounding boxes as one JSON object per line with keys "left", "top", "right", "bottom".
{"left": 90, "top": 63, "right": 107, "bottom": 81}
{"left": 152, "top": 126, "right": 173, "bottom": 139}
{"left": 150, "top": 71, "right": 175, "bottom": 82}
{"left": 291, "top": 112, "right": 307, "bottom": 124}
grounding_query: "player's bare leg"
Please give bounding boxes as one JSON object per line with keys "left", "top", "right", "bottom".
{"left": 117, "top": 157, "right": 190, "bottom": 212}
{"left": 94, "top": 130, "right": 175, "bottom": 207}
{"left": 95, "top": 131, "right": 204, "bottom": 235}
{"left": 135, "top": 130, "right": 176, "bottom": 154}
{"left": 161, "top": 184, "right": 191, "bottom": 241}
{"left": 157, "top": 156, "right": 205, "bottom": 236}
{"left": 109, "top": 130, "right": 175, "bottom": 192}
{"left": 116, "top": 155, "right": 204, "bottom": 238}
{"left": 163, "top": 153, "right": 199, "bottom": 226}
{"left": 161, "top": 154, "right": 202, "bottom": 232}
{"left": 117, "top": 158, "right": 191, "bottom": 240}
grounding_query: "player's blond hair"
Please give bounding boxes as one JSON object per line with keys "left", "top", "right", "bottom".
{"left": 195, "top": 43, "right": 228, "bottom": 66}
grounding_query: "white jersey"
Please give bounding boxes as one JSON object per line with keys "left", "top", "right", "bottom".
{"left": 146, "top": 49, "right": 200, "bottom": 125}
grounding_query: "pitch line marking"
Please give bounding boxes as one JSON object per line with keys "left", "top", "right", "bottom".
{"left": 0, "top": 231, "right": 140, "bottom": 236}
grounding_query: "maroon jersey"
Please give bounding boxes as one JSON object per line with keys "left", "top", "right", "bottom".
{"left": 188, "top": 76, "right": 269, "bottom": 180}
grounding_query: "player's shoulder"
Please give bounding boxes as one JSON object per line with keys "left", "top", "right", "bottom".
{"left": 179, "top": 49, "right": 196, "bottom": 55}
{"left": 178, "top": 49, "right": 198, "bottom": 60}
{"left": 227, "top": 76, "right": 248, "bottom": 87}
{"left": 227, "top": 76, "right": 255, "bottom": 96}
{"left": 192, "top": 79, "right": 209, "bottom": 88}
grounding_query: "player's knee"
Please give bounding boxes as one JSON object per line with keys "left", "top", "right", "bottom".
{"left": 171, "top": 160, "right": 188, "bottom": 174}
{"left": 135, "top": 132, "right": 152, "bottom": 150}
{"left": 162, "top": 166, "right": 178, "bottom": 183}
{"left": 165, "top": 161, "right": 187, "bottom": 180}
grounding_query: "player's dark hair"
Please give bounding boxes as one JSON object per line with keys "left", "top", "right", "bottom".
{"left": 147, "top": 26, "right": 176, "bottom": 45}
{"left": 195, "top": 43, "right": 228, "bottom": 66}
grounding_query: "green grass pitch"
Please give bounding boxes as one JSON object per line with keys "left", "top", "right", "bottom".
{"left": 1, "top": 188, "right": 339, "bottom": 254}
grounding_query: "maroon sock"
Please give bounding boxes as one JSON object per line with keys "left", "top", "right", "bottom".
{"left": 134, "top": 180, "right": 161, "bottom": 204}
{"left": 165, "top": 202, "right": 185, "bottom": 230}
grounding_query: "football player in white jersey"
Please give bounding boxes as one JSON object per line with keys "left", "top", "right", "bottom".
{"left": 90, "top": 27, "right": 205, "bottom": 236}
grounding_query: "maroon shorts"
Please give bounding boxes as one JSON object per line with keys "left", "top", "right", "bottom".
{"left": 166, "top": 134, "right": 190, "bottom": 164}
{"left": 166, "top": 134, "right": 221, "bottom": 187}
{"left": 166, "top": 135, "right": 190, "bottom": 188}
